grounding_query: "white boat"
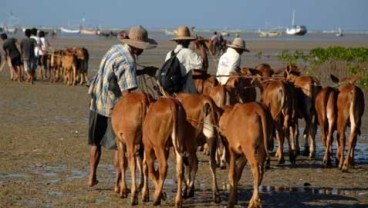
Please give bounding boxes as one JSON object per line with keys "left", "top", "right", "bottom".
{"left": 258, "top": 29, "right": 281, "bottom": 38}
{"left": 164, "top": 29, "right": 176, "bottom": 35}
{"left": 286, "top": 10, "right": 307, "bottom": 36}
{"left": 81, "top": 28, "right": 97, "bottom": 35}
{"left": 60, "top": 26, "right": 80, "bottom": 34}
{"left": 336, "top": 28, "right": 343, "bottom": 37}
{"left": 4, "top": 26, "right": 17, "bottom": 34}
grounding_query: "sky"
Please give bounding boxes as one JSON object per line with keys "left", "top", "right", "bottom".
{"left": 1, "top": 0, "right": 368, "bottom": 31}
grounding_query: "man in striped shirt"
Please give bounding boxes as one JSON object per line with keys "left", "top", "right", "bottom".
{"left": 87, "top": 25, "right": 156, "bottom": 188}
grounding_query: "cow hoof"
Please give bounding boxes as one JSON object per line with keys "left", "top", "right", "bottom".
{"left": 131, "top": 195, "right": 138, "bottom": 206}
{"left": 153, "top": 199, "right": 161, "bottom": 206}
{"left": 114, "top": 185, "right": 120, "bottom": 193}
{"left": 142, "top": 194, "right": 149, "bottom": 202}
{"left": 187, "top": 187, "right": 195, "bottom": 198}
{"left": 162, "top": 192, "right": 167, "bottom": 201}
{"left": 303, "top": 148, "right": 310, "bottom": 156}
{"left": 278, "top": 158, "right": 285, "bottom": 165}
{"left": 214, "top": 193, "right": 221, "bottom": 203}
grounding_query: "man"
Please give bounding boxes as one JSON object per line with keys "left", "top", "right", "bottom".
{"left": 87, "top": 25, "right": 156, "bottom": 189}
{"left": 39, "top": 30, "right": 51, "bottom": 79}
{"left": 20, "top": 29, "right": 37, "bottom": 84}
{"left": 30, "top": 28, "right": 41, "bottom": 79}
{"left": 211, "top": 31, "right": 224, "bottom": 53}
{"left": 1, "top": 33, "right": 22, "bottom": 81}
{"left": 164, "top": 25, "right": 208, "bottom": 94}
{"left": 216, "top": 37, "right": 249, "bottom": 85}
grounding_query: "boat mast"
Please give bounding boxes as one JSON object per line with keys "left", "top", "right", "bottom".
{"left": 291, "top": 10, "right": 296, "bottom": 26}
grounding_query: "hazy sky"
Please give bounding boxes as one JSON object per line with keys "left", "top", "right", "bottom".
{"left": 1, "top": 0, "right": 368, "bottom": 31}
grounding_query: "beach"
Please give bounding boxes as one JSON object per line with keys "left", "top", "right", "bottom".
{"left": 0, "top": 33, "right": 368, "bottom": 207}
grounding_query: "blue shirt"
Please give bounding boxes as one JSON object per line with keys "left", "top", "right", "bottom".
{"left": 89, "top": 44, "right": 138, "bottom": 117}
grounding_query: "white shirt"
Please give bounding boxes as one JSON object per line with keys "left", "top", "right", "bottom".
{"left": 165, "top": 44, "right": 203, "bottom": 76}
{"left": 216, "top": 47, "right": 241, "bottom": 85}
{"left": 39, "top": 37, "right": 49, "bottom": 55}
{"left": 30, "top": 35, "right": 41, "bottom": 57}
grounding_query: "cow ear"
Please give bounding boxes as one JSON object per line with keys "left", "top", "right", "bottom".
{"left": 248, "top": 67, "right": 259, "bottom": 76}
{"left": 330, "top": 74, "right": 339, "bottom": 83}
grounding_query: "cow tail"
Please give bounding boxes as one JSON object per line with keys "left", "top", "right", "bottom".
{"left": 349, "top": 86, "right": 364, "bottom": 136}
{"left": 172, "top": 100, "right": 185, "bottom": 156}
{"left": 261, "top": 105, "right": 272, "bottom": 169}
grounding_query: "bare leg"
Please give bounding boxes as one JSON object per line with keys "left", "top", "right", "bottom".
{"left": 88, "top": 145, "right": 101, "bottom": 187}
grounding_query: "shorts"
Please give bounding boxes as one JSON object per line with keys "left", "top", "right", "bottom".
{"left": 11, "top": 56, "right": 22, "bottom": 67}
{"left": 88, "top": 110, "right": 117, "bottom": 150}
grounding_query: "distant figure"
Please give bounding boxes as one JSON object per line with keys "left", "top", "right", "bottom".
{"left": 216, "top": 37, "right": 249, "bottom": 85}
{"left": 20, "top": 29, "right": 37, "bottom": 84}
{"left": 164, "top": 25, "right": 208, "bottom": 94}
{"left": 1, "top": 33, "right": 22, "bottom": 81}
{"left": 211, "top": 31, "right": 224, "bottom": 53}
{"left": 30, "top": 28, "right": 41, "bottom": 79}
{"left": 39, "top": 30, "right": 51, "bottom": 79}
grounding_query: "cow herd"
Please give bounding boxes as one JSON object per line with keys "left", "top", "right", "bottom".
{"left": 48, "top": 47, "right": 89, "bottom": 86}
{"left": 110, "top": 64, "right": 365, "bottom": 208}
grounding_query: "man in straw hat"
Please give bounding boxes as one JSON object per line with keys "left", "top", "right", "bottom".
{"left": 164, "top": 25, "right": 208, "bottom": 94}
{"left": 216, "top": 37, "right": 249, "bottom": 85}
{"left": 87, "top": 25, "right": 156, "bottom": 188}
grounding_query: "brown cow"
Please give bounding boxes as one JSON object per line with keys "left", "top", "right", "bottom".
{"left": 111, "top": 92, "right": 152, "bottom": 205}
{"left": 330, "top": 74, "right": 365, "bottom": 171}
{"left": 314, "top": 87, "right": 338, "bottom": 167}
{"left": 62, "top": 48, "right": 77, "bottom": 86}
{"left": 73, "top": 47, "right": 89, "bottom": 85}
{"left": 219, "top": 102, "right": 273, "bottom": 208}
{"left": 175, "top": 93, "right": 221, "bottom": 203}
{"left": 141, "top": 97, "right": 187, "bottom": 207}
{"left": 286, "top": 68, "right": 320, "bottom": 158}
{"left": 256, "top": 79, "right": 296, "bottom": 164}
{"left": 49, "top": 49, "right": 64, "bottom": 83}
{"left": 192, "top": 69, "right": 218, "bottom": 95}
{"left": 226, "top": 76, "right": 257, "bottom": 103}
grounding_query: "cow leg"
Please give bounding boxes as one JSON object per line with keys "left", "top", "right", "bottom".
{"left": 228, "top": 150, "right": 238, "bottom": 208}
{"left": 152, "top": 148, "right": 168, "bottom": 206}
{"left": 136, "top": 148, "right": 144, "bottom": 191}
{"left": 275, "top": 123, "right": 285, "bottom": 164}
{"left": 324, "top": 118, "right": 335, "bottom": 168}
{"left": 127, "top": 144, "right": 138, "bottom": 205}
{"left": 174, "top": 148, "right": 184, "bottom": 208}
{"left": 283, "top": 115, "right": 296, "bottom": 165}
{"left": 208, "top": 137, "right": 221, "bottom": 203}
{"left": 72, "top": 65, "right": 77, "bottom": 86}
{"left": 235, "top": 156, "right": 247, "bottom": 182}
{"left": 141, "top": 150, "right": 150, "bottom": 202}
{"left": 342, "top": 121, "right": 359, "bottom": 172}
{"left": 337, "top": 115, "right": 347, "bottom": 170}
{"left": 248, "top": 161, "right": 263, "bottom": 208}
{"left": 290, "top": 121, "right": 300, "bottom": 156}
{"left": 116, "top": 142, "right": 128, "bottom": 197}
{"left": 308, "top": 116, "right": 317, "bottom": 159}
{"left": 185, "top": 147, "right": 198, "bottom": 198}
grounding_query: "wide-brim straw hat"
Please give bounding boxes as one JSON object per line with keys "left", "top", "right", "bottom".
{"left": 227, "top": 37, "right": 250, "bottom": 52}
{"left": 119, "top": 25, "right": 157, "bottom": 50}
{"left": 171, "top": 25, "right": 197, "bottom": 41}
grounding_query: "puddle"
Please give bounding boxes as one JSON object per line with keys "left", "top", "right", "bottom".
{"left": 48, "top": 190, "right": 64, "bottom": 197}
{"left": 259, "top": 185, "right": 368, "bottom": 197}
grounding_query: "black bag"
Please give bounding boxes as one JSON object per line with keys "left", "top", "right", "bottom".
{"left": 156, "top": 50, "right": 183, "bottom": 94}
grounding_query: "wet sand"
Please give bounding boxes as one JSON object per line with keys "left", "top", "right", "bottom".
{"left": 0, "top": 36, "right": 367, "bottom": 207}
